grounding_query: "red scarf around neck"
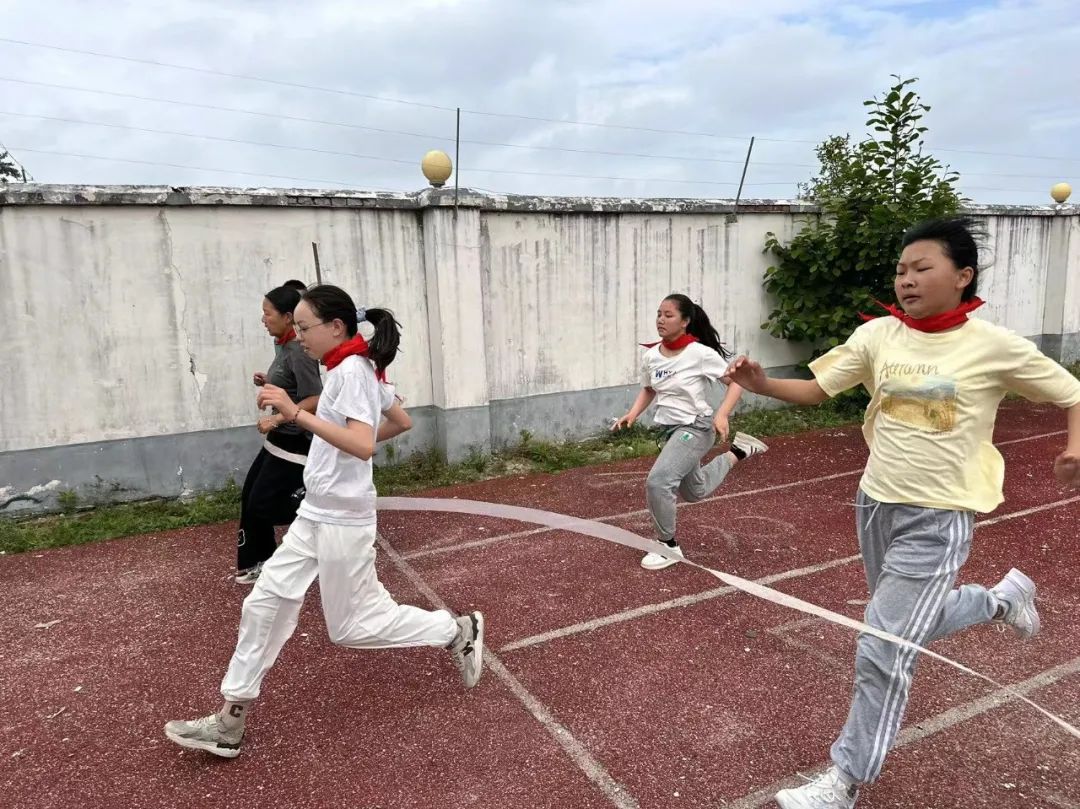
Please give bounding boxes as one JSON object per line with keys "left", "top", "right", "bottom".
{"left": 640, "top": 334, "right": 700, "bottom": 350}
{"left": 321, "top": 334, "right": 387, "bottom": 381}
{"left": 275, "top": 328, "right": 296, "bottom": 346}
{"left": 859, "top": 297, "right": 985, "bottom": 333}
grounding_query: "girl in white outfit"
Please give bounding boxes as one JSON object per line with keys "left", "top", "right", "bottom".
{"left": 165, "top": 284, "right": 484, "bottom": 758}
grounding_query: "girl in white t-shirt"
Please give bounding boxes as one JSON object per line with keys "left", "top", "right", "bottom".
{"left": 612, "top": 293, "right": 768, "bottom": 570}
{"left": 164, "top": 285, "right": 484, "bottom": 758}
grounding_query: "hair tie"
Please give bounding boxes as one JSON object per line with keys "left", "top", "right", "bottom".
{"left": 356, "top": 307, "right": 367, "bottom": 323}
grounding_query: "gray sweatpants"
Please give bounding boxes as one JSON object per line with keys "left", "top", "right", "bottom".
{"left": 645, "top": 415, "right": 734, "bottom": 542}
{"left": 831, "top": 489, "right": 999, "bottom": 783}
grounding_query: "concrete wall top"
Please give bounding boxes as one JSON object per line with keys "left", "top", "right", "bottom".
{"left": 3, "top": 183, "right": 1076, "bottom": 217}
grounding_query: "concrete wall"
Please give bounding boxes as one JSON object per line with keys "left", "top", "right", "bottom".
{"left": 1, "top": 184, "right": 1077, "bottom": 513}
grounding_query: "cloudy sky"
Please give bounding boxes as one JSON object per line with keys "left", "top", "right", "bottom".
{"left": 1, "top": 0, "right": 1077, "bottom": 203}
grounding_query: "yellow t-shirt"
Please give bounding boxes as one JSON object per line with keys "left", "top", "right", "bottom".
{"left": 810, "top": 316, "right": 1080, "bottom": 513}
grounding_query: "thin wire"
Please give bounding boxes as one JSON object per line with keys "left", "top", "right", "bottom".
{"left": 0, "top": 80, "right": 810, "bottom": 167}
{"left": 12, "top": 36, "right": 1078, "bottom": 163}
{"left": 9, "top": 145, "right": 1056, "bottom": 196}
{"left": 5, "top": 146, "right": 403, "bottom": 190}
{"left": 0, "top": 110, "right": 421, "bottom": 168}
{"left": 4, "top": 38, "right": 1080, "bottom": 164}
{"left": 0, "top": 114, "right": 806, "bottom": 186}
{"left": 0, "top": 37, "right": 456, "bottom": 112}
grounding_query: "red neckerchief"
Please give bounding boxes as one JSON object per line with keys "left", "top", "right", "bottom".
{"left": 859, "top": 297, "right": 984, "bottom": 333}
{"left": 321, "top": 334, "right": 387, "bottom": 381}
{"left": 275, "top": 328, "right": 296, "bottom": 346}
{"left": 640, "top": 334, "right": 700, "bottom": 350}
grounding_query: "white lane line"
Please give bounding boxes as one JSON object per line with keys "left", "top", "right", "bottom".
{"left": 977, "top": 495, "right": 1080, "bottom": 527}
{"left": 497, "top": 494, "right": 1080, "bottom": 654}
{"left": 721, "top": 655, "right": 1080, "bottom": 809}
{"left": 376, "top": 533, "right": 640, "bottom": 809}
{"left": 499, "top": 555, "right": 861, "bottom": 653}
{"left": 400, "top": 430, "right": 1067, "bottom": 562}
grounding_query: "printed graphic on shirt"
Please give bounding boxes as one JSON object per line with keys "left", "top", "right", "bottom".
{"left": 880, "top": 373, "right": 957, "bottom": 433}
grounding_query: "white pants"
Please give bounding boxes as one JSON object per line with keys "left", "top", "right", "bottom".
{"left": 220, "top": 516, "right": 457, "bottom": 702}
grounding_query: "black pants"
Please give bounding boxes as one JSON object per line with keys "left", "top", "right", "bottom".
{"left": 237, "top": 432, "right": 309, "bottom": 571}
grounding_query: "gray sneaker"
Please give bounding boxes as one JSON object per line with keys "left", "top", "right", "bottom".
{"left": 991, "top": 568, "right": 1041, "bottom": 639}
{"left": 164, "top": 712, "right": 244, "bottom": 758}
{"left": 448, "top": 612, "right": 485, "bottom": 688}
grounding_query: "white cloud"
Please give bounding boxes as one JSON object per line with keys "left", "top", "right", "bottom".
{"left": 0, "top": 0, "right": 1076, "bottom": 203}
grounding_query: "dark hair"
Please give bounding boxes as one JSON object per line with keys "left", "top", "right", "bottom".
{"left": 264, "top": 285, "right": 302, "bottom": 316}
{"left": 282, "top": 279, "right": 307, "bottom": 292}
{"left": 302, "top": 284, "right": 401, "bottom": 373}
{"left": 663, "top": 294, "right": 733, "bottom": 360}
{"left": 901, "top": 217, "right": 983, "bottom": 301}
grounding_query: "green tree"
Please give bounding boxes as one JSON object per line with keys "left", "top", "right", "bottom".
{"left": 762, "top": 76, "right": 962, "bottom": 353}
{"left": 1, "top": 148, "right": 25, "bottom": 183}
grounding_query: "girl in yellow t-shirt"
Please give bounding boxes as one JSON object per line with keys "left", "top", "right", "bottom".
{"left": 725, "top": 217, "right": 1080, "bottom": 809}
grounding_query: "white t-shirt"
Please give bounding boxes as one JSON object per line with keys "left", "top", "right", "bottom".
{"left": 640, "top": 342, "right": 730, "bottom": 426}
{"left": 296, "top": 354, "right": 396, "bottom": 526}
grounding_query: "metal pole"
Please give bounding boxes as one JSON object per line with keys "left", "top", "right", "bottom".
{"left": 734, "top": 136, "right": 755, "bottom": 209}
{"left": 312, "top": 242, "right": 322, "bottom": 285}
{"left": 454, "top": 107, "right": 461, "bottom": 210}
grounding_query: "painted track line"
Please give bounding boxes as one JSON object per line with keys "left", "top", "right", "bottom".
{"left": 497, "top": 494, "right": 1080, "bottom": 653}
{"left": 500, "top": 554, "right": 860, "bottom": 653}
{"left": 721, "top": 655, "right": 1080, "bottom": 809}
{"left": 401, "top": 430, "right": 1067, "bottom": 562}
{"left": 376, "top": 533, "right": 640, "bottom": 809}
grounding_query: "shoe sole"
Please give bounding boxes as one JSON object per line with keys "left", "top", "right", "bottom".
{"left": 164, "top": 729, "right": 242, "bottom": 759}
{"left": 641, "top": 554, "right": 682, "bottom": 570}
{"left": 464, "top": 611, "right": 485, "bottom": 689}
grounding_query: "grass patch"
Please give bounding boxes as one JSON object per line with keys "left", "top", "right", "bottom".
{"left": 1, "top": 399, "right": 868, "bottom": 556}
{"left": 0, "top": 483, "right": 242, "bottom": 556}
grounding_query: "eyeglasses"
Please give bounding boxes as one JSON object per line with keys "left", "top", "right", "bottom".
{"left": 296, "top": 321, "right": 329, "bottom": 335}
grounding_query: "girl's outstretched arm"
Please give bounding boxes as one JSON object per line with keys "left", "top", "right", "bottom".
{"left": 723, "top": 357, "right": 829, "bottom": 406}
{"left": 612, "top": 387, "right": 656, "bottom": 431}
{"left": 712, "top": 382, "right": 744, "bottom": 442}
{"left": 1054, "top": 402, "right": 1080, "bottom": 487}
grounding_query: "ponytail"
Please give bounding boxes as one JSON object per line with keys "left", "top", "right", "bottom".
{"left": 362, "top": 308, "right": 402, "bottom": 374}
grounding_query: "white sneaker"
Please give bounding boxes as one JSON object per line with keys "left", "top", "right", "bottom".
{"left": 448, "top": 611, "right": 485, "bottom": 688}
{"left": 641, "top": 542, "right": 684, "bottom": 570}
{"left": 164, "top": 712, "right": 244, "bottom": 758}
{"left": 235, "top": 562, "right": 263, "bottom": 585}
{"left": 732, "top": 432, "right": 769, "bottom": 459}
{"left": 776, "top": 767, "right": 859, "bottom": 809}
{"left": 991, "top": 568, "right": 1040, "bottom": 639}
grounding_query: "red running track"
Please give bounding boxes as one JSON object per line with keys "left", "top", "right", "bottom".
{"left": 1, "top": 401, "right": 1077, "bottom": 808}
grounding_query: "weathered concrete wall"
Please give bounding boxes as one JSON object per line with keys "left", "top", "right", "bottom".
{"left": 1, "top": 184, "right": 1076, "bottom": 512}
